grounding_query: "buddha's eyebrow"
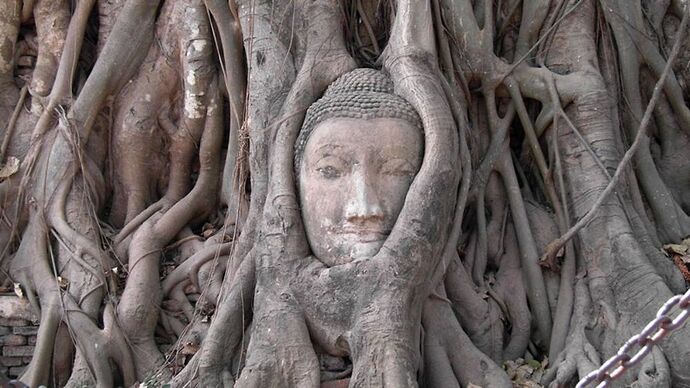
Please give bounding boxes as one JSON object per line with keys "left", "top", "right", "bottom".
{"left": 314, "top": 144, "right": 344, "bottom": 153}
{"left": 379, "top": 145, "right": 421, "bottom": 158}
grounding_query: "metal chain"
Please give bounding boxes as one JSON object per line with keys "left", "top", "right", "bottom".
{"left": 576, "top": 288, "right": 690, "bottom": 388}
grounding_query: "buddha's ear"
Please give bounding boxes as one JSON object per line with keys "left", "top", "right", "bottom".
{"left": 261, "top": 0, "right": 356, "bottom": 259}
{"left": 380, "top": 0, "right": 460, "bottom": 287}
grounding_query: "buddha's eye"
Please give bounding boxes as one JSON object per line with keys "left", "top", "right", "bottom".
{"left": 317, "top": 165, "right": 342, "bottom": 179}
{"left": 380, "top": 158, "right": 417, "bottom": 177}
{"left": 314, "top": 155, "right": 347, "bottom": 179}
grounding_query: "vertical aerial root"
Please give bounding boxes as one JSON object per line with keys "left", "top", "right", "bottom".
{"left": 444, "top": 251, "right": 504, "bottom": 361}
{"left": 48, "top": 170, "right": 107, "bottom": 286}
{"left": 0, "top": 85, "right": 27, "bottom": 161}
{"left": 347, "top": 303, "right": 420, "bottom": 387}
{"left": 29, "top": 0, "right": 70, "bottom": 99}
{"left": 61, "top": 296, "right": 136, "bottom": 388}
{"left": 173, "top": 251, "right": 255, "bottom": 387}
{"left": 52, "top": 323, "right": 75, "bottom": 386}
{"left": 117, "top": 79, "right": 223, "bottom": 380}
{"left": 236, "top": 289, "right": 319, "bottom": 388}
{"left": 498, "top": 155, "right": 552, "bottom": 346}
{"left": 203, "top": 0, "right": 247, "bottom": 212}
{"left": 30, "top": 0, "right": 93, "bottom": 138}
{"left": 542, "top": 277, "right": 599, "bottom": 387}
{"left": 14, "top": 213, "right": 60, "bottom": 387}
{"left": 541, "top": 7, "right": 689, "bottom": 262}
{"left": 495, "top": 224, "right": 531, "bottom": 361}
{"left": 22, "top": 294, "right": 60, "bottom": 387}
{"left": 237, "top": 0, "right": 354, "bottom": 380}
{"left": 422, "top": 291, "right": 511, "bottom": 387}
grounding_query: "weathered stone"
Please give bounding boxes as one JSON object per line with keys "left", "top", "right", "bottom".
{"left": 0, "top": 318, "right": 28, "bottom": 327}
{"left": 0, "top": 356, "right": 22, "bottom": 366}
{"left": 0, "top": 335, "right": 26, "bottom": 346}
{"left": 0, "top": 296, "right": 38, "bottom": 322}
{"left": 12, "top": 326, "right": 38, "bottom": 336}
{"left": 8, "top": 366, "right": 25, "bottom": 377}
{"left": 0, "top": 326, "right": 10, "bottom": 335}
{"left": 2, "top": 346, "right": 34, "bottom": 357}
{"left": 27, "top": 336, "right": 36, "bottom": 345}
{"left": 298, "top": 116, "right": 423, "bottom": 267}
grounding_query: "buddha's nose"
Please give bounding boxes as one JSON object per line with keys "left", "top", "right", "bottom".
{"left": 345, "top": 169, "right": 384, "bottom": 222}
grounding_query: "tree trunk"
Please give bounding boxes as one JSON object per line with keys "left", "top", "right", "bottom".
{"left": 0, "top": 0, "right": 689, "bottom": 387}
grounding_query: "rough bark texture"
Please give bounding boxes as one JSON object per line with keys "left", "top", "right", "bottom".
{"left": 0, "top": 0, "right": 689, "bottom": 387}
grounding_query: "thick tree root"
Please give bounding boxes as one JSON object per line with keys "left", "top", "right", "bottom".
{"left": 3, "top": 0, "right": 690, "bottom": 386}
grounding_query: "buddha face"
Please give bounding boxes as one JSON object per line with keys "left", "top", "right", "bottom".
{"left": 299, "top": 117, "right": 423, "bottom": 267}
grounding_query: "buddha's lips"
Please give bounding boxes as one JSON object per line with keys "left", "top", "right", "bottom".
{"left": 333, "top": 227, "right": 390, "bottom": 242}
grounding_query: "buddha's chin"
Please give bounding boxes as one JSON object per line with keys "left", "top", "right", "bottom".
{"left": 318, "top": 240, "right": 384, "bottom": 267}
{"left": 350, "top": 240, "right": 384, "bottom": 260}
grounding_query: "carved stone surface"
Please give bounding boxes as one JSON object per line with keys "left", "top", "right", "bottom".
{"left": 298, "top": 116, "right": 422, "bottom": 267}
{"left": 296, "top": 69, "right": 423, "bottom": 268}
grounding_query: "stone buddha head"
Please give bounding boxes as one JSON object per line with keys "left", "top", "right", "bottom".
{"left": 295, "top": 69, "right": 423, "bottom": 267}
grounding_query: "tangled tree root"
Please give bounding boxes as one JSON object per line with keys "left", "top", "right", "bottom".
{"left": 1, "top": 0, "right": 690, "bottom": 387}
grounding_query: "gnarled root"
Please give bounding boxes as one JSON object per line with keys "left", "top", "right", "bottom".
{"left": 11, "top": 212, "right": 61, "bottom": 387}
{"left": 543, "top": 276, "right": 599, "bottom": 387}
{"left": 422, "top": 285, "right": 511, "bottom": 388}
{"left": 236, "top": 279, "right": 319, "bottom": 388}
{"left": 118, "top": 77, "right": 223, "bottom": 380}
{"left": 631, "top": 346, "right": 671, "bottom": 388}
{"left": 62, "top": 298, "right": 135, "bottom": 388}
{"left": 171, "top": 249, "right": 255, "bottom": 387}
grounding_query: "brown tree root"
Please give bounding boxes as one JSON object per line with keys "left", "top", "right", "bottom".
{"left": 170, "top": 249, "right": 255, "bottom": 387}
{"left": 118, "top": 78, "right": 223, "bottom": 380}
{"left": 422, "top": 286, "right": 511, "bottom": 387}
{"left": 543, "top": 277, "right": 599, "bottom": 387}
{"left": 4, "top": 0, "right": 690, "bottom": 386}
{"left": 444, "top": 249, "right": 504, "bottom": 362}
{"left": 162, "top": 242, "right": 233, "bottom": 296}
{"left": 13, "top": 213, "right": 61, "bottom": 387}
{"left": 61, "top": 298, "right": 135, "bottom": 388}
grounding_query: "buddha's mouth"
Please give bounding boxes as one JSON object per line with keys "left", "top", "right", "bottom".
{"left": 337, "top": 227, "right": 390, "bottom": 243}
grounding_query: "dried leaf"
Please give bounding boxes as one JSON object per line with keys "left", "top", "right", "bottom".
{"left": 180, "top": 342, "right": 199, "bottom": 355}
{"left": 664, "top": 243, "right": 688, "bottom": 255}
{"left": 202, "top": 223, "right": 216, "bottom": 238}
{"left": 57, "top": 276, "right": 69, "bottom": 290}
{"left": 503, "top": 358, "right": 546, "bottom": 388}
{"left": 0, "top": 157, "right": 19, "bottom": 179}
{"left": 13, "top": 283, "right": 23, "bottom": 298}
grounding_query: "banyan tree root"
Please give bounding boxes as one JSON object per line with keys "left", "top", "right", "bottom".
{"left": 2, "top": 0, "right": 690, "bottom": 386}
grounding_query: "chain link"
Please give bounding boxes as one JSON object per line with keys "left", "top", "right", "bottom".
{"left": 576, "top": 288, "right": 690, "bottom": 388}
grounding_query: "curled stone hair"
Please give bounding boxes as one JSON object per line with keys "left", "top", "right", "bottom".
{"left": 294, "top": 68, "right": 423, "bottom": 179}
